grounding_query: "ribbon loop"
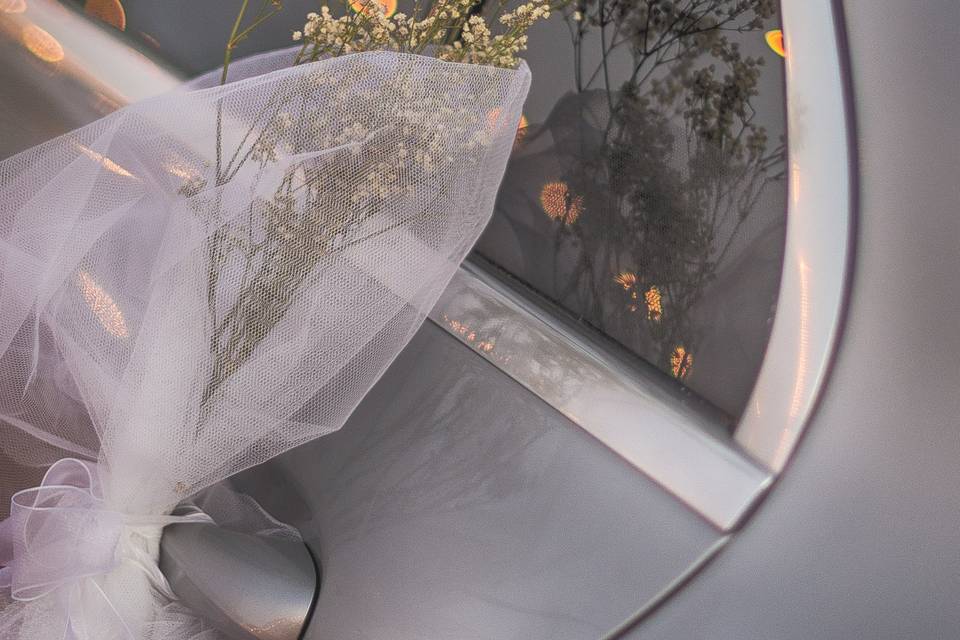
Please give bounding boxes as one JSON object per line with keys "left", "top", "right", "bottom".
{"left": 1, "top": 458, "right": 124, "bottom": 602}
{"left": 0, "top": 458, "right": 213, "bottom": 638}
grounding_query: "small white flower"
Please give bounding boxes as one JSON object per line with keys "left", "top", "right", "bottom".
{"left": 573, "top": 10, "right": 583, "bottom": 21}
{"left": 292, "top": 30, "right": 303, "bottom": 41}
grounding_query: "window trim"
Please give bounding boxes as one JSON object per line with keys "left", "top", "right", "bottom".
{"left": 430, "top": 260, "right": 772, "bottom": 530}
{"left": 734, "top": 0, "right": 853, "bottom": 473}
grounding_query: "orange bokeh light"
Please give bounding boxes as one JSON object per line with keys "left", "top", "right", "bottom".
{"left": 442, "top": 314, "right": 496, "bottom": 354}
{"left": 485, "top": 109, "right": 530, "bottom": 147}
{"left": 0, "top": 0, "right": 26, "bottom": 14}
{"left": 540, "top": 181, "right": 583, "bottom": 225}
{"left": 644, "top": 285, "right": 662, "bottom": 322}
{"left": 21, "top": 25, "right": 65, "bottom": 63}
{"left": 74, "top": 143, "right": 135, "bottom": 178}
{"left": 514, "top": 114, "right": 529, "bottom": 146}
{"left": 349, "top": 0, "right": 397, "bottom": 18}
{"left": 77, "top": 271, "right": 129, "bottom": 338}
{"left": 85, "top": 0, "right": 127, "bottom": 31}
{"left": 670, "top": 346, "right": 693, "bottom": 380}
{"left": 765, "top": 29, "right": 785, "bottom": 57}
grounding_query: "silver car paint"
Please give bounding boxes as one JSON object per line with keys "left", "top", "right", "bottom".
{"left": 233, "top": 324, "right": 722, "bottom": 639}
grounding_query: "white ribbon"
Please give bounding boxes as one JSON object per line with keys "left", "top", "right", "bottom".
{"left": 0, "top": 459, "right": 211, "bottom": 639}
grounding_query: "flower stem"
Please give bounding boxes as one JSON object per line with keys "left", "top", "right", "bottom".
{"left": 221, "top": 0, "right": 251, "bottom": 86}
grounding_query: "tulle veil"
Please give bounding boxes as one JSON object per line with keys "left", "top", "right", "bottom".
{"left": 0, "top": 47, "right": 530, "bottom": 639}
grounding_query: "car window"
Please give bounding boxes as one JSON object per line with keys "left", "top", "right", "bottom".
{"left": 474, "top": 0, "right": 788, "bottom": 419}
{"left": 71, "top": 0, "right": 788, "bottom": 420}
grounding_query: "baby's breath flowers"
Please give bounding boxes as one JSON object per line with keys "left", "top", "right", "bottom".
{"left": 292, "top": 0, "right": 553, "bottom": 69}
{"left": 199, "top": 0, "right": 545, "bottom": 408}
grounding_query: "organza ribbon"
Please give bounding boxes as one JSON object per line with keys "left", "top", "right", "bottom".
{"left": 0, "top": 459, "right": 211, "bottom": 639}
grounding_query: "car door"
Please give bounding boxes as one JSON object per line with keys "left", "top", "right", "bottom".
{"left": 0, "top": 1, "right": 852, "bottom": 637}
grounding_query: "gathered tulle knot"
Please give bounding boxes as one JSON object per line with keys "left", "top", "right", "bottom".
{"left": 0, "top": 458, "right": 211, "bottom": 638}
{"left": 0, "top": 458, "right": 121, "bottom": 601}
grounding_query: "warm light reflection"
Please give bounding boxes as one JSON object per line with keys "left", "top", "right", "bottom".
{"left": 765, "top": 29, "right": 785, "bottom": 57}
{"left": 74, "top": 143, "right": 135, "bottom": 178}
{"left": 644, "top": 285, "right": 662, "bottom": 322}
{"left": 442, "top": 314, "right": 497, "bottom": 353}
{"left": 349, "top": 0, "right": 397, "bottom": 17}
{"left": 539, "top": 181, "right": 583, "bottom": 224}
{"left": 162, "top": 159, "right": 201, "bottom": 181}
{"left": 485, "top": 110, "right": 530, "bottom": 147}
{"left": 138, "top": 31, "right": 161, "bottom": 50}
{"left": 790, "top": 161, "right": 801, "bottom": 206}
{"left": 615, "top": 271, "right": 637, "bottom": 290}
{"left": 92, "top": 91, "right": 123, "bottom": 115}
{"left": 84, "top": 0, "right": 126, "bottom": 31}
{"left": 670, "top": 346, "right": 693, "bottom": 380}
{"left": 21, "top": 25, "right": 64, "bottom": 63}
{"left": 0, "top": 0, "right": 26, "bottom": 14}
{"left": 514, "top": 114, "right": 529, "bottom": 146}
{"left": 788, "top": 257, "right": 810, "bottom": 418}
{"left": 77, "top": 271, "right": 129, "bottom": 338}
{"left": 614, "top": 273, "right": 662, "bottom": 321}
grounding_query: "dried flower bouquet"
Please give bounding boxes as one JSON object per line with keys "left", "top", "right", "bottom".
{"left": 197, "top": 0, "right": 552, "bottom": 413}
{"left": 0, "top": 1, "right": 543, "bottom": 638}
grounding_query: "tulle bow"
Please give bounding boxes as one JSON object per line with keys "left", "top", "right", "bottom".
{"left": 0, "top": 458, "right": 210, "bottom": 639}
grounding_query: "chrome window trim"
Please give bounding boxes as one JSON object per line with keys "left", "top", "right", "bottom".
{"left": 734, "top": 0, "right": 852, "bottom": 473}
{"left": 430, "top": 262, "right": 772, "bottom": 530}
{"left": 433, "top": 0, "right": 852, "bottom": 527}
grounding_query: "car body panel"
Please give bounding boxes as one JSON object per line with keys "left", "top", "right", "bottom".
{"left": 233, "top": 324, "right": 722, "bottom": 639}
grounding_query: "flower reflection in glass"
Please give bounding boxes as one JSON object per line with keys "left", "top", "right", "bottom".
{"left": 483, "top": 0, "right": 787, "bottom": 401}
{"left": 644, "top": 285, "right": 662, "bottom": 322}
{"left": 671, "top": 346, "right": 693, "bottom": 380}
{"left": 539, "top": 181, "right": 583, "bottom": 224}
{"left": 615, "top": 271, "right": 637, "bottom": 290}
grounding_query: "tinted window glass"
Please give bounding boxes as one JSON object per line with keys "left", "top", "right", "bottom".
{"left": 475, "top": 1, "right": 788, "bottom": 417}
{"left": 70, "top": 0, "right": 787, "bottom": 419}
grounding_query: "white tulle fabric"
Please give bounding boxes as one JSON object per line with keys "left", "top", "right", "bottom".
{"left": 0, "top": 49, "right": 530, "bottom": 639}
